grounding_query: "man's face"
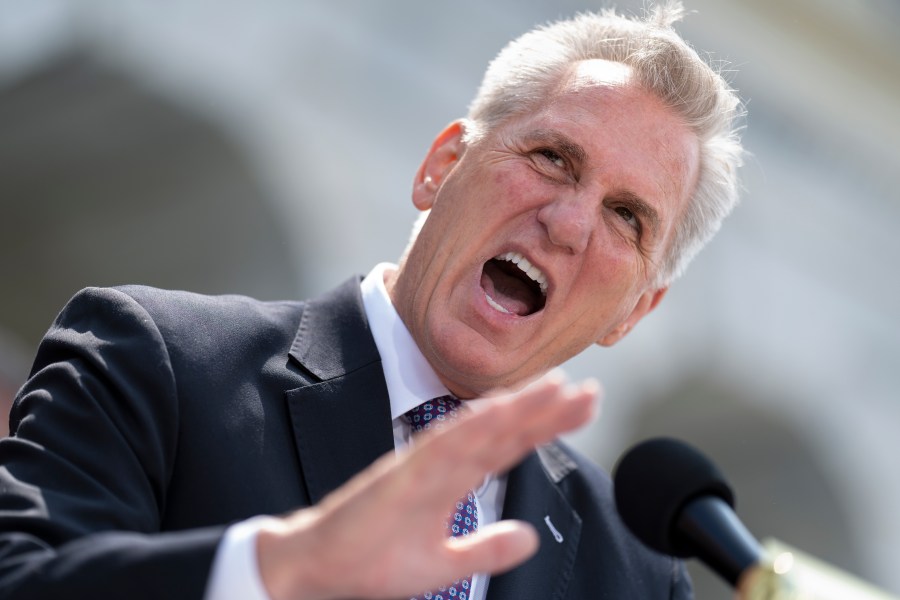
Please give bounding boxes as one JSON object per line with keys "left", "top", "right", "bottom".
{"left": 388, "top": 60, "right": 700, "bottom": 398}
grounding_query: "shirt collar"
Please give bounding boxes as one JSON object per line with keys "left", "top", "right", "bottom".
{"left": 360, "top": 263, "right": 451, "bottom": 421}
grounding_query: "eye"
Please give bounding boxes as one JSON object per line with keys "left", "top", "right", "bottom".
{"left": 615, "top": 206, "right": 640, "bottom": 230}
{"left": 537, "top": 148, "right": 566, "bottom": 169}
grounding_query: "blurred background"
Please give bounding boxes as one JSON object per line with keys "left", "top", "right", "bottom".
{"left": 1, "top": 0, "right": 898, "bottom": 597}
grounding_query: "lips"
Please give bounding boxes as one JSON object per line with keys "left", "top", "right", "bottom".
{"left": 480, "top": 251, "right": 548, "bottom": 316}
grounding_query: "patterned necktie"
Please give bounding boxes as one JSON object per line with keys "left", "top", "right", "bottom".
{"left": 403, "top": 396, "right": 478, "bottom": 600}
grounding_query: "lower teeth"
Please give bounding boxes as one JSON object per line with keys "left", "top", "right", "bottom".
{"left": 485, "top": 293, "right": 511, "bottom": 314}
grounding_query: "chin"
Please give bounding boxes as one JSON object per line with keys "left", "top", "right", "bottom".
{"left": 432, "top": 346, "right": 527, "bottom": 397}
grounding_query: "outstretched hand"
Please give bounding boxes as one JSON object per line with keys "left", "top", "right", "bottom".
{"left": 256, "top": 374, "right": 599, "bottom": 600}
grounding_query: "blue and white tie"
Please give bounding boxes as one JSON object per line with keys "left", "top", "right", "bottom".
{"left": 404, "top": 396, "right": 478, "bottom": 600}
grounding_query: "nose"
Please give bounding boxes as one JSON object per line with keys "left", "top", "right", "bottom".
{"left": 537, "top": 194, "right": 595, "bottom": 254}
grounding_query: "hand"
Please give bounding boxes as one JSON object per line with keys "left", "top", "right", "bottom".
{"left": 256, "top": 374, "right": 598, "bottom": 600}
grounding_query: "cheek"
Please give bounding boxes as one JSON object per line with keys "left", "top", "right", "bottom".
{"left": 489, "top": 164, "right": 546, "bottom": 211}
{"left": 587, "top": 239, "right": 644, "bottom": 289}
{"left": 571, "top": 253, "right": 647, "bottom": 323}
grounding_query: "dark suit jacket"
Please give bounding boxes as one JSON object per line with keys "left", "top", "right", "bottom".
{"left": 0, "top": 278, "right": 691, "bottom": 599}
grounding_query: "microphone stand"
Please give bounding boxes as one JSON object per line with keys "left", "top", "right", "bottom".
{"left": 737, "top": 539, "right": 899, "bottom": 600}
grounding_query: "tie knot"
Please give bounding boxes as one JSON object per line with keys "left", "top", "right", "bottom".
{"left": 403, "top": 395, "right": 463, "bottom": 434}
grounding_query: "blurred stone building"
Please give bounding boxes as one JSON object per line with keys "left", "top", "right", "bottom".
{"left": 1, "top": 1, "right": 898, "bottom": 597}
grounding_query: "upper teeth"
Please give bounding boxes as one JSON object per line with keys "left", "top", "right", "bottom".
{"left": 497, "top": 252, "right": 548, "bottom": 295}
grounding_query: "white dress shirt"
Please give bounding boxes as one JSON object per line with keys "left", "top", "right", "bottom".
{"left": 204, "top": 263, "right": 507, "bottom": 600}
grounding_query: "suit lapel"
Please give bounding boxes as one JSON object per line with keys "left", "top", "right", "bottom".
{"left": 284, "top": 277, "right": 395, "bottom": 505}
{"left": 487, "top": 446, "right": 583, "bottom": 600}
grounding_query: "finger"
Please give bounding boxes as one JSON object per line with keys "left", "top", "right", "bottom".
{"left": 431, "top": 376, "right": 596, "bottom": 463}
{"left": 448, "top": 387, "right": 589, "bottom": 474}
{"left": 444, "top": 520, "right": 540, "bottom": 579}
{"left": 468, "top": 375, "right": 599, "bottom": 447}
{"left": 449, "top": 377, "right": 596, "bottom": 465}
{"left": 482, "top": 378, "right": 599, "bottom": 454}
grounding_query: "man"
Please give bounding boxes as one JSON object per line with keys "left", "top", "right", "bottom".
{"left": 0, "top": 3, "right": 743, "bottom": 599}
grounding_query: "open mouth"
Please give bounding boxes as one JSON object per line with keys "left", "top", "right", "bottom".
{"left": 480, "top": 251, "right": 548, "bottom": 317}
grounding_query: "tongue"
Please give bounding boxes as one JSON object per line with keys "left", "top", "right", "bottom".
{"left": 481, "top": 260, "right": 539, "bottom": 316}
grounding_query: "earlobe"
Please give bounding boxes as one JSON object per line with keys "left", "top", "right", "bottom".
{"left": 412, "top": 121, "right": 466, "bottom": 211}
{"left": 597, "top": 287, "right": 668, "bottom": 347}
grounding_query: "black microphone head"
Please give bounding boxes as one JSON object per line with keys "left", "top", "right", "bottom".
{"left": 613, "top": 437, "right": 735, "bottom": 557}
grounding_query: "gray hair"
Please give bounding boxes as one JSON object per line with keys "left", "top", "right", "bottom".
{"left": 465, "top": 1, "right": 745, "bottom": 286}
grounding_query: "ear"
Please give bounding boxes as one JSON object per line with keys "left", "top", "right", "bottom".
{"left": 597, "top": 287, "right": 668, "bottom": 347}
{"left": 412, "top": 120, "right": 466, "bottom": 211}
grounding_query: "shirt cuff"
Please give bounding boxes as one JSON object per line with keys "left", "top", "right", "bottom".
{"left": 204, "top": 515, "right": 279, "bottom": 600}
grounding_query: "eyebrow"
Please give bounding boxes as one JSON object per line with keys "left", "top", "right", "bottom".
{"left": 523, "top": 129, "right": 587, "bottom": 167}
{"left": 523, "top": 128, "right": 662, "bottom": 238}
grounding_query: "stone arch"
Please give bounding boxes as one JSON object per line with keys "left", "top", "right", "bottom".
{"left": 0, "top": 50, "right": 300, "bottom": 370}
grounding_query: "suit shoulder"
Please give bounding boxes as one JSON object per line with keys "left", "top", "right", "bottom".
{"left": 112, "top": 284, "right": 303, "bottom": 318}
{"left": 57, "top": 285, "right": 305, "bottom": 363}
{"left": 60, "top": 285, "right": 303, "bottom": 318}
{"left": 111, "top": 285, "right": 303, "bottom": 336}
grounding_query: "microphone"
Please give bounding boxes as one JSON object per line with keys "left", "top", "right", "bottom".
{"left": 612, "top": 438, "right": 900, "bottom": 600}
{"left": 612, "top": 437, "right": 763, "bottom": 586}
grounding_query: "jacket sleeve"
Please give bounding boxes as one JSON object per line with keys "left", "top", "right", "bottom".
{"left": 0, "top": 287, "right": 225, "bottom": 599}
